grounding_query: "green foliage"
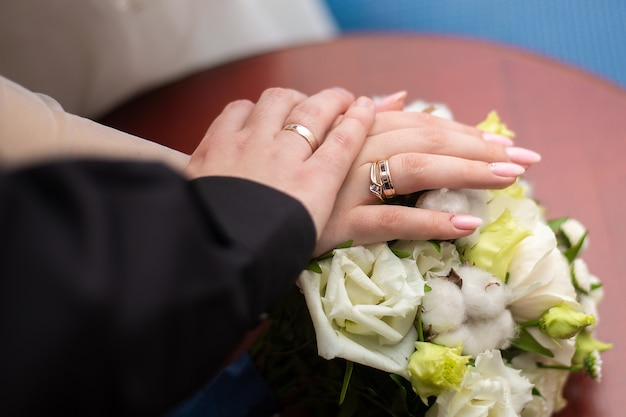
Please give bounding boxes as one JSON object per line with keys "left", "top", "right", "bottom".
{"left": 249, "top": 286, "right": 431, "bottom": 416}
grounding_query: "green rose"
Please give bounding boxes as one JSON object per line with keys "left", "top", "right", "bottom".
{"left": 407, "top": 342, "right": 470, "bottom": 404}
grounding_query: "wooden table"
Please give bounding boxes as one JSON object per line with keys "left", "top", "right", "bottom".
{"left": 101, "top": 34, "right": 626, "bottom": 417}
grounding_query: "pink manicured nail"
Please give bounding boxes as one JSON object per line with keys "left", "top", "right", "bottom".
{"left": 505, "top": 147, "right": 542, "bottom": 164}
{"left": 482, "top": 132, "right": 514, "bottom": 146}
{"left": 450, "top": 214, "right": 483, "bottom": 230}
{"left": 489, "top": 162, "right": 526, "bottom": 177}
{"left": 375, "top": 91, "right": 407, "bottom": 108}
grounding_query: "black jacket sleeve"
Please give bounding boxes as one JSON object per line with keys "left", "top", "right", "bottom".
{"left": 0, "top": 159, "right": 316, "bottom": 416}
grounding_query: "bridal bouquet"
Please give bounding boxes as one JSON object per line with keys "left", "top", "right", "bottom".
{"left": 249, "top": 108, "right": 611, "bottom": 417}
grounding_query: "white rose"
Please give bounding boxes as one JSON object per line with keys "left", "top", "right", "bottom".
{"left": 426, "top": 350, "right": 533, "bottom": 417}
{"left": 484, "top": 191, "right": 578, "bottom": 322}
{"left": 512, "top": 354, "right": 569, "bottom": 417}
{"left": 298, "top": 243, "right": 425, "bottom": 376}
{"left": 392, "top": 240, "right": 461, "bottom": 279}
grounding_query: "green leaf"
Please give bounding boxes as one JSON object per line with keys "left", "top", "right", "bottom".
{"left": 306, "top": 261, "right": 322, "bottom": 273}
{"left": 424, "top": 284, "right": 432, "bottom": 293}
{"left": 547, "top": 217, "right": 568, "bottom": 233}
{"left": 564, "top": 232, "right": 587, "bottom": 263}
{"left": 512, "top": 328, "right": 554, "bottom": 357}
{"left": 339, "top": 361, "right": 354, "bottom": 405}
{"left": 429, "top": 240, "right": 441, "bottom": 252}
{"left": 337, "top": 239, "right": 354, "bottom": 249}
{"left": 390, "top": 247, "right": 411, "bottom": 259}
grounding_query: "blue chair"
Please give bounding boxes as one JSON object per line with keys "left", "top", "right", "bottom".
{"left": 323, "top": 0, "right": 626, "bottom": 89}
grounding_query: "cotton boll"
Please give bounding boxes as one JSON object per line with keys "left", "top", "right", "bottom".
{"left": 402, "top": 100, "right": 454, "bottom": 120}
{"left": 435, "top": 311, "right": 517, "bottom": 357}
{"left": 417, "top": 188, "right": 470, "bottom": 214}
{"left": 420, "top": 277, "right": 466, "bottom": 333}
{"left": 456, "top": 265, "right": 510, "bottom": 320}
{"left": 461, "top": 311, "right": 518, "bottom": 357}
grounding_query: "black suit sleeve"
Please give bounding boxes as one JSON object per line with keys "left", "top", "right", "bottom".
{"left": 0, "top": 159, "right": 316, "bottom": 416}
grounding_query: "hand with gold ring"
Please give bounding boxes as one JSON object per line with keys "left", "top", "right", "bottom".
{"left": 314, "top": 108, "right": 542, "bottom": 255}
{"left": 185, "top": 87, "right": 376, "bottom": 240}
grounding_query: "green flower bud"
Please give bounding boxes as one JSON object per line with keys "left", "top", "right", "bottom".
{"left": 572, "top": 329, "right": 612, "bottom": 366}
{"left": 538, "top": 302, "right": 596, "bottom": 339}
{"left": 407, "top": 342, "right": 471, "bottom": 404}
{"left": 583, "top": 350, "right": 603, "bottom": 380}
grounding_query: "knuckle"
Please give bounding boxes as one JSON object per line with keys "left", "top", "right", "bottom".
{"left": 224, "top": 99, "right": 254, "bottom": 112}
{"left": 262, "top": 87, "right": 304, "bottom": 104}
{"left": 291, "top": 101, "right": 324, "bottom": 121}
{"left": 398, "top": 153, "right": 429, "bottom": 176}
{"left": 329, "top": 129, "right": 354, "bottom": 148}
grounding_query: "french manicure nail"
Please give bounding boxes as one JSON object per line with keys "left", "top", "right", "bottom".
{"left": 482, "top": 132, "right": 514, "bottom": 146}
{"left": 505, "top": 147, "right": 542, "bottom": 164}
{"left": 489, "top": 162, "right": 526, "bottom": 177}
{"left": 450, "top": 214, "right": 483, "bottom": 230}
{"left": 375, "top": 90, "right": 407, "bottom": 108}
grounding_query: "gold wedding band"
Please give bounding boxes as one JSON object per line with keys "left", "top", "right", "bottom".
{"left": 369, "top": 159, "right": 396, "bottom": 201}
{"left": 283, "top": 123, "right": 319, "bottom": 152}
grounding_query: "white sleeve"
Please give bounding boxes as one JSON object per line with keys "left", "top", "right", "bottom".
{"left": 0, "top": 75, "right": 190, "bottom": 171}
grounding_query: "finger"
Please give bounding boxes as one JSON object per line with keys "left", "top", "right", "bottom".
{"left": 370, "top": 110, "right": 482, "bottom": 137}
{"left": 298, "top": 96, "right": 376, "bottom": 238}
{"left": 186, "top": 100, "right": 254, "bottom": 164}
{"left": 210, "top": 99, "right": 256, "bottom": 134}
{"left": 277, "top": 87, "right": 355, "bottom": 158}
{"left": 308, "top": 96, "right": 376, "bottom": 191}
{"left": 361, "top": 126, "right": 511, "bottom": 164}
{"left": 243, "top": 87, "right": 307, "bottom": 136}
{"left": 341, "top": 205, "right": 483, "bottom": 247}
{"left": 381, "top": 153, "right": 525, "bottom": 197}
{"left": 374, "top": 91, "right": 407, "bottom": 112}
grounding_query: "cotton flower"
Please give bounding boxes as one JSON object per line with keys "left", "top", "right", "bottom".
{"left": 433, "top": 311, "right": 517, "bottom": 357}
{"left": 456, "top": 265, "right": 510, "bottom": 320}
{"left": 402, "top": 99, "right": 454, "bottom": 120}
{"left": 420, "top": 276, "right": 466, "bottom": 333}
{"left": 298, "top": 243, "right": 425, "bottom": 376}
{"left": 426, "top": 349, "right": 533, "bottom": 417}
{"left": 415, "top": 188, "right": 490, "bottom": 248}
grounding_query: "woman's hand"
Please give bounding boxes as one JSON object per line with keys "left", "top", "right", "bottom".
{"left": 185, "top": 87, "right": 376, "bottom": 241}
{"left": 314, "top": 109, "right": 542, "bottom": 256}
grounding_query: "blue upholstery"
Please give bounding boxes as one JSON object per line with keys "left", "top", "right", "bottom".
{"left": 323, "top": 0, "right": 626, "bottom": 89}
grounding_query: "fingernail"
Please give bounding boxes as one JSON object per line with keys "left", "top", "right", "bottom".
{"left": 482, "top": 132, "right": 514, "bottom": 146}
{"left": 489, "top": 162, "right": 526, "bottom": 177}
{"left": 331, "top": 86, "right": 353, "bottom": 98}
{"left": 450, "top": 214, "right": 483, "bottom": 230}
{"left": 354, "top": 96, "right": 373, "bottom": 107}
{"left": 505, "top": 147, "right": 542, "bottom": 164}
{"left": 375, "top": 90, "right": 407, "bottom": 108}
